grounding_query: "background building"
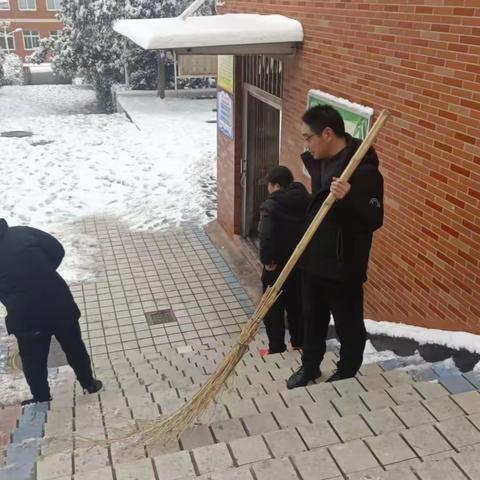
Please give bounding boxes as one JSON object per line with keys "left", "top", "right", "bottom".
{"left": 0, "top": 0, "right": 61, "bottom": 59}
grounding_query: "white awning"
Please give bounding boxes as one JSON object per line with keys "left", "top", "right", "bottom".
{"left": 113, "top": 14, "right": 303, "bottom": 55}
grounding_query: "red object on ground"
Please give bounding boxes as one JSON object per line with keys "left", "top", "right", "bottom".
{"left": 0, "top": 405, "right": 21, "bottom": 465}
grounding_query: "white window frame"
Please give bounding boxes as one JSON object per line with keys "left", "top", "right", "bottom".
{"left": 46, "top": 0, "right": 60, "bottom": 11}
{"left": 18, "top": 0, "right": 36, "bottom": 11}
{"left": 49, "top": 29, "right": 59, "bottom": 39}
{"left": 0, "top": 35, "right": 15, "bottom": 51}
{"left": 0, "top": 0, "right": 10, "bottom": 11}
{"left": 23, "top": 30, "right": 40, "bottom": 50}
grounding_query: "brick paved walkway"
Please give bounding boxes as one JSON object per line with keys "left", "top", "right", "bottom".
{"left": 69, "top": 217, "right": 256, "bottom": 359}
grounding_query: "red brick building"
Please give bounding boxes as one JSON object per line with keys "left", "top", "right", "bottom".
{"left": 215, "top": 2, "right": 480, "bottom": 334}
{"left": 0, "top": 0, "right": 61, "bottom": 60}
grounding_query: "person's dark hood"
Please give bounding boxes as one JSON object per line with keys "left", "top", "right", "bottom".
{"left": 0, "top": 219, "right": 8, "bottom": 239}
{"left": 269, "top": 181, "right": 310, "bottom": 216}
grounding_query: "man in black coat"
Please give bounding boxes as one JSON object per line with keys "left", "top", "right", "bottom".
{"left": 287, "top": 105, "right": 384, "bottom": 388}
{"left": 0, "top": 219, "right": 102, "bottom": 404}
{"left": 258, "top": 166, "right": 310, "bottom": 355}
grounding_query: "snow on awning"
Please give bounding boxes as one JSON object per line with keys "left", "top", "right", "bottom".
{"left": 113, "top": 14, "right": 303, "bottom": 55}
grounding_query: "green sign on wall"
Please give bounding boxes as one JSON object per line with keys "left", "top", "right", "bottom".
{"left": 307, "top": 90, "right": 374, "bottom": 140}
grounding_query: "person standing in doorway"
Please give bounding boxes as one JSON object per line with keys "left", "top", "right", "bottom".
{"left": 258, "top": 166, "right": 310, "bottom": 356}
{"left": 287, "top": 105, "right": 384, "bottom": 388}
{"left": 0, "top": 219, "right": 102, "bottom": 404}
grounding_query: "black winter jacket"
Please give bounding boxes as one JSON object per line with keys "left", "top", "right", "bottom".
{"left": 258, "top": 182, "right": 310, "bottom": 267}
{"left": 299, "top": 134, "right": 384, "bottom": 282}
{"left": 0, "top": 219, "right": 80, "bottom": 334}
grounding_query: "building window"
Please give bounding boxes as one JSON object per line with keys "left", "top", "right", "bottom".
{"left": 0, "top": 0, "right": 10, "bottom": 10}
{"left": 50, "top": 30, "right": 59, "bottom": 40}
{"left": 46, "top": 0, "right": 61, "bottom": 10}
{"left": 0, "top": 36, "right": 15, "bottom": 51}
{"left": 18, "top": 0, "right": 36, "bottom": 10}
{"left": 23, "top": 30, "right": 40, "bottom": 50}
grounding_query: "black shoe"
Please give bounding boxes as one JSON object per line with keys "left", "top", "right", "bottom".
{"left": 21, "top": 397, "right": 51, "bottom": 406}
{"left": 325, "top": 371, "right": 354, "bottom": 383}
{"left": 286, "top": 366, "right": 321, "bottom": 389}
{"left": 83, "top": 379, "right": 103, "bottom": 394}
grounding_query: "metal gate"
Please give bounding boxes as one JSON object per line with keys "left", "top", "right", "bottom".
{"left": 242, "top": 84, "right": 282, "bottom": 240}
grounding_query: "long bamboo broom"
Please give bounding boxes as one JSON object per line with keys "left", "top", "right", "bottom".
{"left": 132, "top": 109, "right": 391, "bottom": 445}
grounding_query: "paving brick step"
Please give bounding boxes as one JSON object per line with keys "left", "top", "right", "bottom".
{"left": 40, "top": 374, "right": 480, "bottom": 461}
{"left": 90, "top": 348, "right": 394, "bottom": 395}
{"left": 32, "top": 414, "right": 480, "bottom": 480}
{"left": 48, "top": 367, "right": 418, "bottom": 434}
{"left": 7, "top": 339, "right": 480, "bottom": 480}
{"left": 94, "top": 344, "right": 480, "bottom": 400}
{"left": 71, "top": 372, "right": 426, "bottom": 421}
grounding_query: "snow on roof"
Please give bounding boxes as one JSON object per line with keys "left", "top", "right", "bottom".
{"left": 113, "top": 14, "right": 303, "bottom": 51}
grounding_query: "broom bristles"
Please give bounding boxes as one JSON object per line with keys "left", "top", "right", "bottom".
{"left": 137, "top": 285, "right": 281, "bottom": 444}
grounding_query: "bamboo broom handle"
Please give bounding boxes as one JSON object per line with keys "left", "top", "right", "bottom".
{"left": 119, "top": 111, "right": 391, "bottom": 444}
{"left": 269, "top": 109, "right": 391, "bottom": 293}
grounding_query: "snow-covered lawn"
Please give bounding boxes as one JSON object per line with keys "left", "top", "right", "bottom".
{"left": 0, "top": 84, "right": 98, "bottom": 117}
{"left": 0, "top": 85, "right": 217, "bottom": 282}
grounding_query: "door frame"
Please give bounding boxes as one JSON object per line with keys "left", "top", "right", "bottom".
{"left": 241, "top": 82, "right": 283, "bottom": 238}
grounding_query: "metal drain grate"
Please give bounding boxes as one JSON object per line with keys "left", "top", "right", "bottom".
{"left": 145, "top": 309, "right": 177, "bottom": 326}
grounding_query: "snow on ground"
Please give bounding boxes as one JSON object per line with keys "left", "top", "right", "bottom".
{"left": 0, "top": 84, "right": 98, "bottom": 117}
{"left": 0, "top": 86, "right": 217, "bottom": 282}
{"left": 365, "top": 318, "right": 480, "bottom": 356}
{"left": 329, "top": 313, "right": 480, "bottom": 357}
{"left": 0, "top": 366, "right": 72, "bottom": 407}
{"left": 328, "top": 337, "right": 467, "bottom": 378}
{"left": 0, "top": 312, "right": 10, "bottom": 370}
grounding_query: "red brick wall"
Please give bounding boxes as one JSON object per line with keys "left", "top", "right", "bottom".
{"left": 218, "top": 1, "right": 480, "bottom": 333}
{"left": 217, "top": 57, "right": 244, "bottom": 237}
{"left": 217, "top": 132, "right": 237, "bottom": 237}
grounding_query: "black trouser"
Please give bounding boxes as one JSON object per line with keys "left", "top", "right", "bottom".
{"left": 15, "top": 318, "right": 94, "bottom": 401}
{"left": 301, "top": 271, "right": 366, "bottom": 377}
{"left": 262, "top": 267, "right": 304, "bottom": 353}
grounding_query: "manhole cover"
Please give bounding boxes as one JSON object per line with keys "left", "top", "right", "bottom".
{"left": 145, "top": 309, "right": 177, "bottom": 326}
{"left": 1, "top": 130, "right": 33, "bottom": 138}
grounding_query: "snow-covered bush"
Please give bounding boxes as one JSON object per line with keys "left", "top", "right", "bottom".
{"left": 177, "top": 76, "right": 217, "bottom": 90}
{"left": 26, "top": 36, "right": 58, "bottom": 65}
{"left": 1, "top": 53, "right": 24, "bottom": 86}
